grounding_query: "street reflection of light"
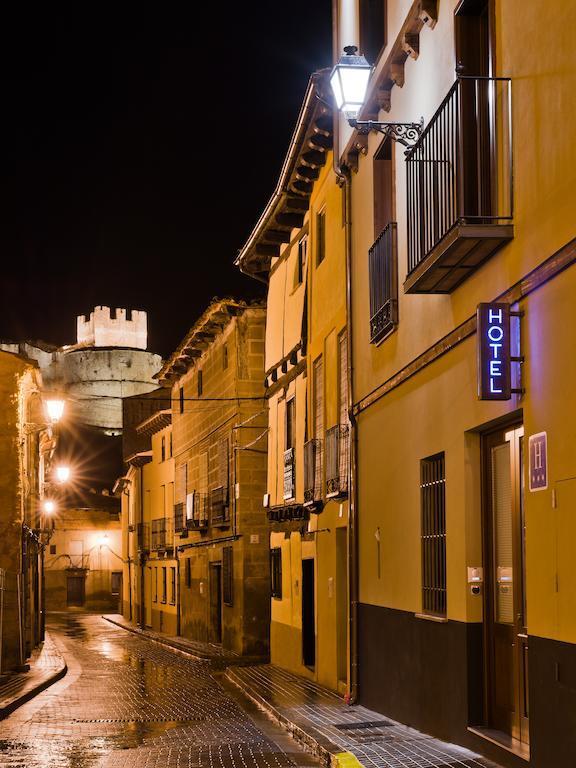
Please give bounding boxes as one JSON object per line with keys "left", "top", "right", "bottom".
{"left": 55, "top": 465, "right": 71, "bottom": 483}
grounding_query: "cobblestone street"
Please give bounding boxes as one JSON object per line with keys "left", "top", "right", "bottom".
{"left": 0, "top": 614, "right": 318, "bottom": 768}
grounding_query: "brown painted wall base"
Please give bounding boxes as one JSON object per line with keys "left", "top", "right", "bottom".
{"left": 358, "top": 603, "right": 529, "bottom": 768}
{"left": 529, "top": 634, "right": 576, "bottom": 768}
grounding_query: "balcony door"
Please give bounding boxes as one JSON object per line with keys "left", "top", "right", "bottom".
{"left": 483, "top": 425, "right": 529, "bottom": 745}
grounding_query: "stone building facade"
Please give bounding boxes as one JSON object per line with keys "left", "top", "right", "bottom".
{"left": 0, "top": 350, "right": 54, "bottom": 671}
{"left": 153, "top": 299, "right": 269, "bottom": 656}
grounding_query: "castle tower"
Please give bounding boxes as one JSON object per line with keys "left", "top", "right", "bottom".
{"left": 77, "top": 307, "right": 148, "bottom": 350}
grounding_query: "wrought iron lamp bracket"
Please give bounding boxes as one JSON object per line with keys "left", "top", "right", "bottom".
{"left": 349, "top": 117, "right": 424, "bottom": 151}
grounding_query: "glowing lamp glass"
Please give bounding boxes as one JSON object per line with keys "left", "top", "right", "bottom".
{"left": 45, "top": 398, "right": 65, "bottom": 423}
{"left": 99, "top": 533, "right": 109, "bottom": 546}
{"left": 55, "top": 466, "right": 71, "bottom": 483}
{"left": 43, "top": 500, "right": 56, "bottom": 514}
{"left": 329, "top": 48, "right": 372, "bottom": 117}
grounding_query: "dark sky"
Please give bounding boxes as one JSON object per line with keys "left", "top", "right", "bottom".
{"left": 0, "top": 5, "right": 333, "bottom": 357}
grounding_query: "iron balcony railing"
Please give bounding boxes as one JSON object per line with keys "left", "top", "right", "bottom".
{"left": 283, "top": 448, "right": 295, "bottom": 501}
{"left": 326, "top": 425, "right": 350, "bottom": 498}
{"left": 369, "top": 222, "right": 398, "bottom": 343}
{"left": 189, "top": 492, "right": 210, "bottom": 529}
{"left": 66, "top": 553, "right": 91, "bottom": 570}
{"left": 151, "top": 518, "right": 174, "bottom": 551}
{"left": 137, "top": 522, "right": 150, "bottom": 551}
{"left": 210, "top": 485, "right": 230, "bottom": 525}
{"left": 406, "top": 76, "right": 513, "bottom": 274}
{"left": 304, "top": 439, "right": 322, "bottom": 506}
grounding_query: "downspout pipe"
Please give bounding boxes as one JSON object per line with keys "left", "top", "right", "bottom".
{"left": 139, "top": 466, "right": 146, "bottom": 630}
{"left": 331, "top": 45, "right": 359, "bottom": 702}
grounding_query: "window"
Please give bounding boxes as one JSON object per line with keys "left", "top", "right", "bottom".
{"left": 197, "top": 370, "right": 203, "bottom": 396}
{"left": 316, "top": 209, "right": 326, "bottom": 265}
{"left": 285, "top": 398, "right": 296, "bottom": 451}
{"left": 338, "top": 331, "right": 348, "bottom": 426}
{"left": 313, "top": 356, "right": 324, "bottom": 440}
{"left": 170, "top": 567, "right": 176, "bottom": 605}
{"left": 185, "top": 558, "right": 191, "bottom": 588}
{"left": 295, "top": 235, "right": 308, "bottom": 286}
{"left": 271, "top": 548, "right": 282, "bottom": 598}
{"left": 284, "top": 398, "right": 296, "bottom": 501}
{"left": 161, "top": 567, "right": 167, "bottom": 603}
{"left": 369, "top": 222, "right": 398, "bottom": 343}
{"left": 161, "top": 436, "right": 166, "bottom": 462}
{"left": 49, "top": 544, "right": 56, "bottom": 555}
{"left": 359, "top": 0, "right": 386, "bottom": 65}
{"left": 153, "top": 568, "right": 158, "bottom": 602}
{"left": 420, "top": 453, "right": 447, "bottom": 617}
{"left": 169, "top": 432, "right": 173, "bottom": 457}
{"left": 223, "top": 546, "right": 233, "bottom": 606}
{"left": 223, "top": 344, "right": 228, "bottom": 369}
{"left": 373, "top": 138, "right": 394, "bottom": 240}
{"left": 179, "top": 387, "right": 184, "bottom": 414}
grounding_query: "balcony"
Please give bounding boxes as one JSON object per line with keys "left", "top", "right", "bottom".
{"left": 369, "top": 222, "right": 398, "bottom": 343}
{"left": 210, "top": 486, "right": 230, "bottom": 527}
{"left": 137, "top": 522, "right": 150, "bottom": 551}
{"left": 189, "top": 492, "right": 209, "bottom": 530}
{"left": 304, "top": 439, "right": 322, "bottom": 508}
{"left": 326, "top": 425, "right": 350, "bottom": 498}
{"left": 151, "top": 518, "right": 174, "bottom": 552}
{"left": 405, "top": 77, "right": 513, "bottom": 293}
{"left": 283, "top": 448, "right": 295, "bottom": 501}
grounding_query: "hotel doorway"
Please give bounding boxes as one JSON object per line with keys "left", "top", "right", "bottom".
{"left": 482, "top": 424, "right": 529, "bottom": 746}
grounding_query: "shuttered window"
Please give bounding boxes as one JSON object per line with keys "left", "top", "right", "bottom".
{"left": 170, "top": 567, "right": 176, "bottom": 605}
{"left": 271, "top": 548, "right": 282, "bottom": 598}
{"left": 174, "top": 463, "right": 187, "bottom": 532}
{"left": 338, "top": 331, "right": 348, "bottom": 426}
{"left": 313, "top": 357, "right": 324, "bottom": 488}
{"left": 219, "top": 438, "right": 229, "bottom": 498}
{"left": 420, "top": 453, "right": 447, "bottom": 617}
{"left": 223, "top": 546, "right": 233, "bottom": 606}
{"left": 185, "top": 558, "right": 191, "bottom": 588}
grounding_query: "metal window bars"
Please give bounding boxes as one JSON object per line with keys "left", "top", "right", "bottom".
{"left": 420, "top": 453, "right": 447, "bottom": 617}
{"left": 304, "top": 439, "right": 323, "bottom": 506}
{"left": 326, "top": 424, "right": 350, "bottom": 498}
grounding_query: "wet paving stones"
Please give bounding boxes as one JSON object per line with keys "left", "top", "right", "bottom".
{"left": 0, "top": 614, "right": 315, "bottom": 768}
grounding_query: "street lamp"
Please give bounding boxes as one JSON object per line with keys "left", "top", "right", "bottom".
{"left": 55, "top": 465, "right": 71, "bottom": 484}
{"left": 99, "top": 533, "right": 109, "bottom": 547}
{"left": 330, "top": 46, "right": 423, "bottom": 149}
{"left": 44, "top": 397, "right": 66, "bottom": 425}
{"left": 43, "top": 500, "right": 56, "bottom": 515}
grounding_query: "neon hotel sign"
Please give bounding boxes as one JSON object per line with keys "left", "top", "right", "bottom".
{"left": 477, "top": 303, "right": 511, "bottom": 400}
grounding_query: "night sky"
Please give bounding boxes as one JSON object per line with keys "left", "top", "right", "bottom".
{"left": 0, "top": 5, "right": 333, "bottom": 358}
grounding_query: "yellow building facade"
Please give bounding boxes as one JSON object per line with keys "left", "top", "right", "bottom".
{"left": 331, "top": 1, "right": 576, "bottom": 766}
{"left": 120, "top": 413, "right": 177, "bottom": 635}
{"left": 237, "top": 72, "right": 350, "bottom": 692}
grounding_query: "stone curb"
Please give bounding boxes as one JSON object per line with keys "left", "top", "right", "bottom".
{"left": 102, "top": 615, "right": 267, "bottom": 666}
{"left": 0, "top": 634, "right": 67, "bottom": 720}
{"left": 225, "top": 667, "right": 358, "bottom": 768}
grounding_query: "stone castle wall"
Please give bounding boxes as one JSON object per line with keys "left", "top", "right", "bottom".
{"left": 77, "top": 307, "right": 147, "bottom": 350}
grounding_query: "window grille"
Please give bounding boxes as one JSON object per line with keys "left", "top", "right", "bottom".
{"left": 174, "top": 502, "right": 185, "bottom": 533}
{"left": 420, "top": 452, "right": 447, "bottom": 617}
{"left": 316, "top": 209, "right": 326, "bottom": 265}
{"left": 304, "top": 439, "right": 322, "bottom": 505}
{"left": 170, "top": 567, "right": 176, "bottom": 605}
{"left": 185, "top": 558, "right": 191, "bottom": 588}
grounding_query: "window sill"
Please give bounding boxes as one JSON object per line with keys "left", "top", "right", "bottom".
{"left": 414, "top": 612, "right": 448, "bottom": 623}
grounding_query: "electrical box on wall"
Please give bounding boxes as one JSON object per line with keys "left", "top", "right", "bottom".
{"left": 468, "top": 566, "right": 483, "bottom": 595}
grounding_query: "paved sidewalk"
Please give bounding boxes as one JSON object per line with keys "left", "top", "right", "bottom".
{"left": 103, "top": 613, "right": 268, "bottom": 667}
{"left": 226, "top": 664, "right": 501, "bottom": 768}
{"left": 0, "top": 631, "right": 67, "bottom": 719}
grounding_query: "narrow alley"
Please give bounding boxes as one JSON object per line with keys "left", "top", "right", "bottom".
{"left": 0, "top": 614, "right": 318, "bottom": 768}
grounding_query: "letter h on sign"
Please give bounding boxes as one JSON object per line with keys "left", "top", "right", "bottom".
{"left": 477, "top": 303, "right": 511, "bottom": 400}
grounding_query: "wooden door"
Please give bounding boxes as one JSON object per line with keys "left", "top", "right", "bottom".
{"left": 67, "top": 575, "right": 85, "bottom": 607}
{"left": 483, "top": 425, "right": 529, "bottom": 744}
{"left": 302, "top": 558, "right": 315, "bottom": 668}
{"left": 209, "top": 564, "right": 222, "bottom": 644}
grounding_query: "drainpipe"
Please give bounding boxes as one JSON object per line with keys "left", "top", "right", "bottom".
{"left": 333, "top": 97, "right": 359, "bottom": 703}
{"left": 139, "top": 466, "right": 146, "bottom": 630}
